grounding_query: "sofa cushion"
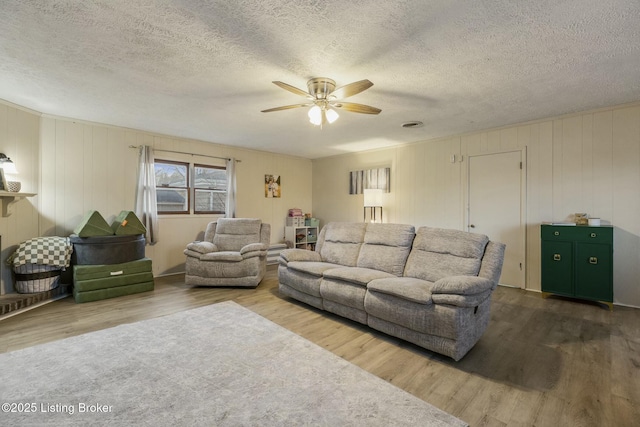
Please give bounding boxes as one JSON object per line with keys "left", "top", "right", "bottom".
{"left": 279, "top": 249, "right": 322, "bottom": 264}
{"left": 318, "top": 223, "right": 366, "bottom": 266}
{"left": 356, "top": 223, "right": 415, "bottom": 276}
{"left": 212, "top": 218, "right": 262, "bottom": 251}
{"left": 287, "top": 261, "right": 343, "bottom": 278}
{"left": 367, "top": 277, "right": 433, "bottom": 305}
{"left": 323, "top": 267, "right": 394, "bottom": 287}
{"left": 404, "top": 227, "right": 489, "bottom": 282}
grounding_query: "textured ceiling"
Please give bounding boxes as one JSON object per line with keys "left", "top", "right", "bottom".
{"left": 1, "top": 1, "right": 639, "bottom": 159}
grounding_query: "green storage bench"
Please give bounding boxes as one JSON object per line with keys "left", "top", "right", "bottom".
{"left": 73, "top": 258, "right": 154, "bottom": 303}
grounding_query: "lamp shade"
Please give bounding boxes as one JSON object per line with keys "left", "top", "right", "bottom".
{"left": 308, "top": 105, "right": 322, "bottom": 125}
{"left": 0, "top": 153, "right": 18, "bottom": 174}
{"left": 363, "top": 188, "right": 383, "bottom": 207}
{"left": 325, "top": 108, "right": 339, "bottom": 124}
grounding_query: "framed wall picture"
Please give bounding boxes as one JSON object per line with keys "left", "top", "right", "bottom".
{"left": 0, "top": 169, "right": 7, "bottom": 191}
{"left": 265, "top": 174, "right": 281, "bottom": 198}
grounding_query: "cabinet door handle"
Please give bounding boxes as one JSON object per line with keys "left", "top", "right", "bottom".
{"left": 553, "top": 254, "right": 561, "bottom": 261}
{"left": 554, "top": 231, "right": 560, "bottom": 236}
{"left": 590, "top": 233, "right": 597, "bottom": 238}
{"left": 589, "top": 257, "right": 598, "bottom": 265}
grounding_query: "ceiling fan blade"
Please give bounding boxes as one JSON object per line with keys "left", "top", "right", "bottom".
{"left": 332, "top": 102, "right": 381, "bottom": 115}
{"left": 330, "top": 79, "right": 373, "bottom": 99}
{"left": 272, "top": 81, "right": 312, "bottom": 98}
{"left": 261, "top": 103, "right": 312, "bottom": 113}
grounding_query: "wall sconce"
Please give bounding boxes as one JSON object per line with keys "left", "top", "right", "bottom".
{"left": 363, "top": 188, "right": 383, "bottom": 223}
{"left": 0, "top": 153, "right": 21, "bottom": 192}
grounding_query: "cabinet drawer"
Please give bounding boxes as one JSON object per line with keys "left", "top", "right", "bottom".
{"left": 541, "top": 225, "right": 612, "bottom": 243}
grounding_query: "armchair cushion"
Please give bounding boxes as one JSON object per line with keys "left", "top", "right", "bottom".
{"left": 186, "top": 241, "right": 217, "bottom": 254}
{"left": 212, "top": 218, "right": 262, "bottom": 251}
{"left": 199, "top": 251, "right": 243, "bottom": 262}
{"left": 240, "top": 243, "right": 268, "bottom": 255}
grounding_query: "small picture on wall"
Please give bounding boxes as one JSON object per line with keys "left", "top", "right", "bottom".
{"left": 265, "top": 174, "right": 281, "bottom": 198}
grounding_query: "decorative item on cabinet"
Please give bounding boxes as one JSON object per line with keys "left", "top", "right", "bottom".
{"left": 574, "top": 213, "right": 588, "bottom": 225}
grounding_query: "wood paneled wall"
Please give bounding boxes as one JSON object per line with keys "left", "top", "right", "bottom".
{"left": 2, "top": 97, "right": 639, "bottom": 307}
{"left": 0, "top": 101, "right": 312, "bottom": 293}
{"left": 312, "top": 104, "right": 640, "bottom": 307}
{"left": 0, "top": 103, "right": 40, "bottom": 295}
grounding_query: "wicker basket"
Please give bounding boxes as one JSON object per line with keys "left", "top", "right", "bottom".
{"left": 13, "top": 264, "right": 61, "bottom": 294}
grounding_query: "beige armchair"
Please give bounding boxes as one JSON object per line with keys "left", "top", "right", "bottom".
{"left": 184, "top": 218, "right": 270, "bottom": 287}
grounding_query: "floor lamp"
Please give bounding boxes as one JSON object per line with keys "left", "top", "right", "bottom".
{"left": 363, "top": 189, "right": 383, "bottom": 223}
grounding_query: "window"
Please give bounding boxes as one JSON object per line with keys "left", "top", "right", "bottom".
{"left": 155, "top": 160, "right": 189, "bottom": 214}
{"left": 194, "top": 164, "right": 227, "bottom": 214}
{"left": 154, "top": 159, "right": 226, "bottom": 214}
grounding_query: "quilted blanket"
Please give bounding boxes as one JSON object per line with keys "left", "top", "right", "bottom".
{"left": 9, "top": 237, "right": 73, "bottom": 268}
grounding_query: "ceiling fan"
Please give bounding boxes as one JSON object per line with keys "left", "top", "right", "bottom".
{"left": 261, "top": 77, "right": 381, "bottom": 126}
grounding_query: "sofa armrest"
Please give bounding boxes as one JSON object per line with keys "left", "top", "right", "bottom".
{"left": 431, "top": 290, "right": 492, "bottom": 307}
{"left": 186, "top": 241, "right": 218, "bottom": 254}
{"left": 431, "top": 275, "right": 494, "bottom": 295}
{"left": 279, "top": 248, "right": 321, "bottom": 264}
{"left": 240, "top": 243, "right": 268, "bottom": 255}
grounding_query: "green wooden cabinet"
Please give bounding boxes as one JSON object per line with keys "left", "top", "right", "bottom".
{"left": 540, "top": 224, "right": 613, "bottom": 309}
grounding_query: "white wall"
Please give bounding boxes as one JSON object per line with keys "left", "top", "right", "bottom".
{"left": 312, "top": 103, "right": 640, "bottom": 308}
{"left": 0, "top": 100, "right": 312, "bottom": 293}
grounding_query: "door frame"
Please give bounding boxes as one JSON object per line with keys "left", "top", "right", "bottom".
{"left": 463, "top": 147, "right": 527, "bottom": 288}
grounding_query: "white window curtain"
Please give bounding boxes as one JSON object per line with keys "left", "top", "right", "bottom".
{"left": 225, "top": 157, "right": 237, "bottom": 218}
{"left": 135, "top": 145, "right": 159, "bottom": 245}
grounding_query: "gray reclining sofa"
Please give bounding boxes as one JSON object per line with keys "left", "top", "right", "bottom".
{"left": 278, "top": 222, "right": 505, "bottom": 361}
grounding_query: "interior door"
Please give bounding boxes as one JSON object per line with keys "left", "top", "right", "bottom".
{"left": 468, "top": 150, "right": 525, "bottom": 288}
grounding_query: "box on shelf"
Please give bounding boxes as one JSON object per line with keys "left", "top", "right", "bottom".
{"left": 305, "top": 218, "right": 320, "bottom": 228}
{"left": 286, "top": 217, "right": 305, "bottom": 227}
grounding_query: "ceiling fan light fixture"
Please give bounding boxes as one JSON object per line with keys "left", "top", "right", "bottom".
{"left": 326, "top": 108, "right": 339, "bottom": 124}
{"left": 264, "top": 77, "right": 380, "bottom": 125}
{"left": 308, "top": 105, "right": 322, "bottom": 125}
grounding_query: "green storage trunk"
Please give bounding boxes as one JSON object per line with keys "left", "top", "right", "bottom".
{"left": 74, "top": 210, "right": 113, "bottom": 237}
{"left": 73, "top": 258, "right": 154, "bottom": 303}
{"left": 70, "top": 234, "right": 146, "bottom": 265}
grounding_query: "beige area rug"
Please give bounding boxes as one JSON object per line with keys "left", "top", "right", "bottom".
{"left": 0, "top": 301, "right": 467, "bottom": 426}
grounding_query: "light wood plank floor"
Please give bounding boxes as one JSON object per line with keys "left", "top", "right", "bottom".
{"left": 1, "top": 266, "right": 639, "bottom": 426}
